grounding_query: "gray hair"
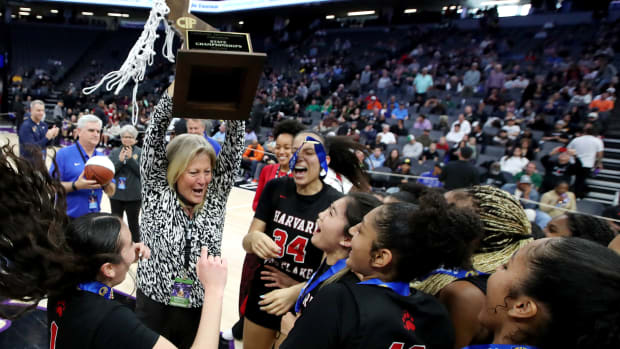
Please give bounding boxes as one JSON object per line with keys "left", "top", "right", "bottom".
{"left": 30, "top": 100, "right": 45, "bottom": 110}
{"left": 187, "top": 118, "right": 212, "bottom": 131}
{"left": 119, "top": 125, "right": 138, "bottom": 139}
{"left": 77, "top": 114, "right": 103, "bottom": 130}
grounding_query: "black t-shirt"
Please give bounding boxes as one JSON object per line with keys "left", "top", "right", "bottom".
{"left": 48, "top": 291, "right": 159, "bottom": 349}
{"left": 281, "top": 283, "right": 454, "bottom": 349}
{"left": 254, "top": 177, "right": 342, "bottom": 283}
{"left": 440, "top": 160, "right": 480, "bottom": 190}
{"left": 298, "top": 261, "right": 359, "bottom": 314}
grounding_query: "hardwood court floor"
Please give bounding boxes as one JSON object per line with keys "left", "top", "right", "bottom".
{"left": 1, "top": 132, "right": 252, "bottom": 347}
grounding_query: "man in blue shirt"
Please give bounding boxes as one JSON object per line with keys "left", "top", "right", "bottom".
{"left": 18, "top": 100, "right": 59, "bottom": 161}
{"left": 50, "top": 114, "right": 116, "bottom": 219}
{"left": 187, "top": 118, "right": 222, "bottom": 155}
{"left": 417, "top": 162, "right": 444, "bottom": 188}
{"left": 392, "top": 103, "right": 409, "bottom": 120}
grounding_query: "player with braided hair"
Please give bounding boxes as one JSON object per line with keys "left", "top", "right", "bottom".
{"left": 413, "top": 185, "right": 533, "bottom": 348}
{"left": 544, "top": 212, "right": 616, "bottom": 246}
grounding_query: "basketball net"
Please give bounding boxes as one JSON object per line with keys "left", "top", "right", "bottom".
{"left": 82, "top": 0, "right": 176, "bottom": 125}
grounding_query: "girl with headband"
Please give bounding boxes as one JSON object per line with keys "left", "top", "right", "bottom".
{"left": 242, "top": 131, "right": 342, "bottom": 349}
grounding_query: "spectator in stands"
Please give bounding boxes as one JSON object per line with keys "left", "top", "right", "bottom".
{"left": 413, "top": 68, "right": 433, "bottom": 102}
{"left": 417, "top": 128, "right": 432, "bottom": 147}
{"left": 436, "top": 136, "right": 450, "bottom": 151}
{"left": 360, "top": 65, "right": 372, "bottom": 90}
{"left": 383, "top": 148, "right": 401, "bottom": 172}
{"left": 241, "top": 138, "right": 265, "bottom": 182}
{"left": 501, "top": 175, "right": 541, "bottom": 211}
{"left": 305, "top": 99, "right": 321, "bottom": 113}
{"left": 568, "top": 126, "right": 604, "bottom": 198}
{"left": 569, "top": 86, "right": 592, "bottom": 106}
{"left": 402, "top": 135, "right": 423, "bottom": 160}
{"left": 462, "top": 63, "right": 481, "bottom": 97}
{"left": 360, "top": 123, "right": 377, "bottom": 145}
{"left": 417, "top": 162, "right": 443, "bottom": 188}
{"left": 446, "top": 123, "right": 466, "bottom": 143}
{"left": 378, "top": 124, "right": 397, "bottom": 145}
{"left": 394, "top": 158, "right": 413, "bottom": 184}
{"left": 539, "top": 181, "right": 577, "bottom": 218}
{"left": 440, "top": 146, "right": 479, "bottom": 190}
{"left": 515, "top": 162, "right": 542, "bottom": 190}
{"left": 481, "top": 161, "right": 510, "bottom": 188}
{"left": 421, "top": 142, "right": 440, "bottom": 162}
{"left": 50, "top": 115, "right": 115, "bottom": 219}
{"left": 540, "top": 147, "right": 581, "bottom": 193}
{"left": 377, "top": 69, "right": 392, "bottom": 98}
{"left": 452, "top": 113, "right": 471, "bottom": 135}
{"left": 49, "top": 100, "right": 65, "bottom": 145}
{"left": 366, "top": 96, "right": 382, "bottom": 110}
{"left": 321, "top": 98, "right": 333, "bottom": 115}
{"left": 390, "top": 119, "right": 408, "bottom": 138}
{"left": 518, "top": 137, "right": 538, "bottom": 161}
{"left": 93, "top": 99, "right": 107, "bottom": 127}
{"left": 485, "top": 88, "right": 503, "bottom": 108}
{"left": 244, "top": 127, "right": 258, "bottom": 144}
{"left": 486, "top": 64, "right": 506, "bottom": 91}
{"left": 501, "top": 117, "right": 521, "bottom": 141}
{"left": 543, "top": 213, "right": 616, "bottom": 246}
{"left": 187, "top": 119, "right": 222, "bottom": 156}
{"left": 413, "top": 115, "right": 432, "bottom": 131}
{"left": 500, "top": 146, "right": 529, "bottom": 176}
{"left": 391, "top": 103, "right": 408, "bottom": 120}
{"left": 366, "top": 146, "right": 386, "bottom": 170}
{"left": 541, "top": 120, "right": 570, "bottom": 144}
{"left": 102, "top": 118, "right": 121, "bottom": 148}
{"left": 589, "top": 89, "right": 614, "bottom": 112}
{"left": 18, "top": 99, "right": 59, "bottom": 161}
{"left": 213, "top": 122, "right": 226, "bottom": 144}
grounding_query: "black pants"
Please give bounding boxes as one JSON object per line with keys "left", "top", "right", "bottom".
{"left": 110, "top": 199, "right": 141, "bottom": 242}
{"left": 136, "top": 289, "right": 202, "bottom": 349}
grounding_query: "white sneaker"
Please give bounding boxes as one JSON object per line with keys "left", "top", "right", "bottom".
{"left": 221, "top": 328, "right": 234, "bottom": 341}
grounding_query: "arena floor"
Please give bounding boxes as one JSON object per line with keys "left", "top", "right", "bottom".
{"left": 1, "top": 131, "right": 251, "bottom": 347}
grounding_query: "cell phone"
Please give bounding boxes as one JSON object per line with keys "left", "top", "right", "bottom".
{"left": 558, "top": 147, "right": 567, "bottom": 153}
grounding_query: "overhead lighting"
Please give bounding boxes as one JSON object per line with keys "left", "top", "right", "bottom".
{"left": 82, "top": 12, "right": 94, "bottom": 16}
{"left": 19, "top": 12, "right": 31, "bottom": 16}
{"left": 449, "top": 5, "right": 457, "bottom": 10}
{"left": 442, "top": 6, "right": 448, "bottom": 11}
{"left": 121, "top": 14, "right": 129, "bottom": 18}
{"left": 36, "top": 15, "right": 43, "bottom": 19}
{"left": 51, "top": 9, "right": 59, "bottom": 14}
{"left": 480, "top": 0, "right": 519, "bottom": 5}
{"left": 347, "top": 10, "right": 375, "bottom": 16}
{"left": 238, "top": 20, "right": 244, "bottom": 24}
{"left": 404, "top": 9, "right": 417, "bottom": 14}
{"left": 20, "top": 7, "right": 31, "bottom": 12}
{"left": 325, "top": 14, "right": 335, "bottom": 19}
{"left": 11, "top": 14, "right": 16, "bottom": 18}
{"left": 457, "top": 8, "right": 463, "bottom": 13}
{"left": 108, "top": 13, "right": 122, "bottom": 17}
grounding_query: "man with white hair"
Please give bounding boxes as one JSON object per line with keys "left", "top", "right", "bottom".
{"left": 18, "top": 99, "right": 59, "bottom": 161}
{"left": 186, "top": 118, "right": 222, "bottom": 155}
{"left": 50, "top": 114, "right": 115, "bottom": 219}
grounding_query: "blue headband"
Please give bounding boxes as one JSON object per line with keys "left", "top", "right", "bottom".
{"left": 289, "top": 136, "right": 329, "bottom": 179}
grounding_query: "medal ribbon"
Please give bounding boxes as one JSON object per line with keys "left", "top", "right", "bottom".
{"left": 358, "top": 278, "right": 411, "bottom": 296}
{"left": 419, "top": 267, "right": 489, "bottom": 281}
{"left": 77, "top": 281, "right": 113, "bottom": 300}
{"left": 294, "top": 258, "right": 347, "bottom": 313}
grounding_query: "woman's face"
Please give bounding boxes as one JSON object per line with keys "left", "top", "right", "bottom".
{"left": 176, "top": 153, "right": 212, "bottom": 205}
{"left": 120, "top": 133, "right": 137, "bottom": 147}
{"left": 543, "top": 215, "right": 572, "bottom": 238}
{"left": 312, "top": 197, "right": 350, "bottom": 253}
{"left": 347, "top": 206, "right": 380, "bottom": 276}
{"left": 513, "top": 147, "right": 522, "bottom": 157}
{"left": 555, "top": 183, "right": 569, "bottom": 195}
{"left": 291, "top": 134, "right": 323, "bottom": 188}
{"left": 478, "top": 239, "right": 541, "bottom": 331}
{"left": 275, "top": 133, "right": 294, "bottom": 168}
{"left": 390, "top": 149, "right": 399, "bottom": 159}
{"left": 109, "top": 221, "right": 136, "bottom": 286}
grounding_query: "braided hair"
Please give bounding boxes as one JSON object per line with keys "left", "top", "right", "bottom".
{"left": 413, "top": 185, "right": 533, "bottom": 295}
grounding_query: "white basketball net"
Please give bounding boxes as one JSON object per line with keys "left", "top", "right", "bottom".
{"left": 82, "top": 0, "right": 176, "bottom": 125}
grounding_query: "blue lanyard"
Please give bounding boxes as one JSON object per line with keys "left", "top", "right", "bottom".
{"left": 420, "top": 267, "right": 489, "bottom": 281}
{"left": 295, "top": 258, "right": 347, "bottom": 313}
{"left": 462, "top": 345, "right": 538, "bottom": 349}
{"left": 77, "top": 281, "right": 114, "bottom": 300}
{"left": 358, "top": 278, "right": 411, "bottom": 296}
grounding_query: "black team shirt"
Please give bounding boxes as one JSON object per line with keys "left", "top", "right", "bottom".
{"left": 48, "top": 291, "right": 158, "bottom": 349}
{"left": 281, "top": 283, "right": 455, "bottom": 349}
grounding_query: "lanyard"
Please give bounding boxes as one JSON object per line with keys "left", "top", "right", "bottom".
{"left": 294, "top": 258, "right": 347, "bottom": 313}
{"left": 420, "top": 267, "right": 489, "bottom": 281}
{"left": 75, "top": 142, "right": 88, "bottom": 164}
{"left": 77, "top": 281, "right": 113, "bottom": 300}
{"left": 358, "top": 278, "right": 411, "bottom": 296}
{"left": 274, "top": 165, "right": 291, "bottom": 179}
{"left": 184, "top": 219, "right": 194, "bottom": 272}
{"left": 462, "top": 345, "right": 539, "bottom": 349}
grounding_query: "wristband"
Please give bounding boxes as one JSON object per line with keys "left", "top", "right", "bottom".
{"left": 71, "top": 181, "right": 77, "bottom": 192}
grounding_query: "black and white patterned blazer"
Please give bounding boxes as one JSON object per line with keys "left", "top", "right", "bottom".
{"left": 137, "top": 93, "right": 244, "bottom": 307}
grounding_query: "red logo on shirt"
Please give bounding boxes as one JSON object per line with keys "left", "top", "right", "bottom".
{"left": 56, "top": 301, "right": 66, "bottom": 318}
{"left": 279, "top": 195, "right": 287, "bottom": 199}
{"left": 402, "top": 311, "right": 416, "bottom": 332}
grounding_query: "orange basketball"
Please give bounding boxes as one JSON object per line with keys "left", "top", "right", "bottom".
{"left": 84, "top": 156, "right": 115, "bottom": 185}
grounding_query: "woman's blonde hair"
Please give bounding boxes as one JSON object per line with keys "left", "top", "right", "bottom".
{"left": 166, "top": 133, "right": 216, "bottom": 194}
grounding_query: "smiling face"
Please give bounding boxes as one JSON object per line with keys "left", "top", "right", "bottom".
{"left": 347, "top": 206, "right": 380, "bottom": 276}
{"left": 291, "top": 133, "right": 323, "bottom": 188}
{"left": 275, "top": 133, "right": 294, "bottom": 169}
{"left": 120, "top": 132, "right": 137, "bottom": 148}
{"left": 176, "top": 152, "right": 212, "bottom": 205}
{"left": 312, "top": 197, "right": 350, "bottom": 253}
{"left": 30, "top": 103, "right": 45, "bottom": 124}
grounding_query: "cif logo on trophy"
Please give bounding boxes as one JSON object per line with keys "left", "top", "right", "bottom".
{"left": 83, "top": 0, "right": 266, "bottom": 122}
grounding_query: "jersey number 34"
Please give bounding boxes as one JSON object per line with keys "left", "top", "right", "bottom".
{"left": 273, "top": 228, "right": 309, "bottom": 263}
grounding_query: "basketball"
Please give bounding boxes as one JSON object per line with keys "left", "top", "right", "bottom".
{"left": 84, "top": 156, "right": 115, "bottom": 185}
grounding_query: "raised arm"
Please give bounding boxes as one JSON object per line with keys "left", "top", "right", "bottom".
{"left": 141, "top": 92, "right": 173, "bottom": 192}
{"left": 210, "top": 118, "right": 244, "bottom": 200}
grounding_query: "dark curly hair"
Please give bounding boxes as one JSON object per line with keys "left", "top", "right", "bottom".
{"left": 566, "top": 213, "right": 616, "bottom": 246}
{"left": 273, "top": 119, "right": 306, "bottom": 140}
{"left": 514, "top": 238, "right": 620, "bottom": 349}
{"left": 372, "top": 191, "right": 483, "bottom": 281}
{"left": 324, "top": 136, "right": 370, "bottom": 192}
